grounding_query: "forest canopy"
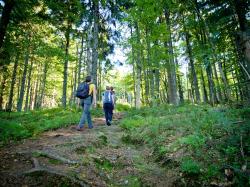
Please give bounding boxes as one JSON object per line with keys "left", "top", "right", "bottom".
{"left": 0, "top": 0, "right": 249, "bottom": 111}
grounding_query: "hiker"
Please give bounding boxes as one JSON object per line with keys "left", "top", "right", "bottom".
{"left": 76, "top": 75, "right": 97, "bottom": 131}
{"left": 102, "top": 86, "right": 114, "bottom": 126}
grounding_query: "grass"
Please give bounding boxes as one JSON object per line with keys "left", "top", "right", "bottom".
{"left": 0, "top": 106, "right": 103, "bottom": 145}
{"left": 120, "top": 104, "right": 250, "bottom": 186}
{"left": 0, "top": 103, "right": 130, "bottom": 145}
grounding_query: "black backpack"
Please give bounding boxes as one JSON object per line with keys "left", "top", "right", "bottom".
{"left": 75, "top": 82, "right": 90, "bottom": 99}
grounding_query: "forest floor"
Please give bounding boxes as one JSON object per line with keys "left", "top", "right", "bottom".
{"left": 0, "top": 113, "right": 179, "bottom": 187}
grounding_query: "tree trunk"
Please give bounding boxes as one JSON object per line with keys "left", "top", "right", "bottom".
{"left": 184, "top": 29, "right": 200, "bottom": 103}
{"left": 163, "top": 71, "right": 169, "bottom": 103}
{"left": 17, "top": 71, "right": 21, "bottom": 106}
{"left": 73, "top": 53, "right": 78, "bottom": 105}
{"left": 17, "top": 45, "right": 30, "bottom": 111}
{"left": 146, "top": 27, "right": 154, "bottom": 105}
{"left": 177, "top": 72, "right": 184, "bottom": 103}
{"left": 98, "top": 61, "right": 102, "bottom": 101}
{"left": 78, "top": 34, "right": 84, "bottom": 84}
{"left": 206, "top": 63, "right": 216, "bottom": 105}
{"left": 24, "top": 58, "right": 33, "bottom": 111}
{"left": 62, "top": 24, "right": 70, "bottom": 108}
{"left": 200, "top": 68, "right": 208, "bottom": 103}
{"left": 164, "top": 8, "right": 178, "bottom": 105}
{"left": 0, "top": 65, "right": 8, "bottom": 109}
{"left": 135, "top": 22, "right": 141, "bottom": 109}
{"left": 154, "top": 68, "right": 160, "bottom": 104}
{"left": 218, "top": 58, "right": 231, "bottom": 101}
{"left": 0, "top": 0, "right": 15, "bottom": 51}
{"left": 132, "top": 61, "right": 136, "bottom": 107}
{"left": 33, "top": 72, "right": 40, "bottom": 109}
{"left": 212, "top": 62, "right": 222, "bottom": 102}
{"left": 29, "top": 82, "right": 33, "bottom": 110}
{"left": 87, "top": 28, "right": 92, "bottom": 76}
{"left": 143, "top": 68, "right": 149, "bottom": 105}
{"left": 7, "top": 52, "right": 19, "bottom": 111}
{"left": 231, "top": 69, "right": 239, "bottom": 101}
{"left": 39, "top": 61, "right": 48, "bottom": 108}
{"left": 91, "top": 0, "right": 99, "bottom": 86}
{"left": 150, "top": 70, "right": 155, "bottom": 105}
{"left": 233, "top": 0, "right": 250, "bottom": 75}
{"left": 130, "top": 26, "right": 136, "bottom": 107}
{"left": 154, "top": 40, "right": 160, "bottom": 104}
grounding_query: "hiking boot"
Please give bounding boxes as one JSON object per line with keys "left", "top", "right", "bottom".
{"left": 107, "top": 120, "right": 111, "bottom": 126}
{"left": 76, "top": 126, "right": 84, "bottom": 131}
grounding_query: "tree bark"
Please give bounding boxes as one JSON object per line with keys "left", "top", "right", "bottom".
{"left": 0, "top": 0, "right": 15, "bottom": 51}
{"left": 17, "top": 45, "right": 30, "bottom": 111}
{"left": 135, "top": 22, "right": 141, "bottom": 109}
{"left": 7, "top": 52, "right": 19, "bottom": 111}
{"left": 154, "top": 68, "right": 160, "bottom": 104}
{"left": 212, "top": 62, "right": 222, "bottom": 102}
{"left": 73, "top": 44, "right": 78, "bottom": 104}
{"left": 62, "top": 23, "right": 70, "bottom": 108}
{"left": 87, "top": 28, "right": 92, "bottom": 76}
{"left": 78, "top": 34, "right": 84, "bottom": 84}
{"left": 131, "top": 26, "right": 136, "bottom": 107}
{"left": 233, "top": 0, "right": 250, "bottom": 75}
{"left": 146, "top": 27, "right": 154, "bottom": 105}
{"left": 29, "top": 82, "right": 33, "bottom": 110}
{"left": 184, "top": 29, "right": 200, "bottom": 103}
{"left": 177, "top": 72, "right": 184, "bottom": 103}
{"left": 91, "top": 0, "right": 99, "bottom": 86}
{"left": 0, "top": 65, "right": 8, "bottom": 110}
{"left": 200, "top": 68, "right": 208, "bottom": 103}
{"left": 33, "top": 69, "right": 40, "bottom": 109}
{"left": 206, "top": 63, "right": 216, "bottom": 105}
{"left": 218, "top": 57, "right": 231, "bottom": 101}
{"left": 164, "top": 8, "right": 178, "bottom": 105}
{"left": 143, "top": 68, "right": 150, "bottom": 105}
{"left": 24, "top": 58, "right": 33, "bottom": 111}
{"left": 39, "top": 61, "right": 48, "bottom": 108}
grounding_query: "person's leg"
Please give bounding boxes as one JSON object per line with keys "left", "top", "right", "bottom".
{"left": 111, "top": 104, "right": 114, "bottom": 121}
{"left": 85, "top": 104, "right": 93, "bottom": 129}
{"left": 78, "top": 105, "right": 86, "bottom": 129}
{"left": 103, "top": 103, "right": 108, "bottom": 125}
{"left": 107, "top": 103, "right": 113, "bottom": 124}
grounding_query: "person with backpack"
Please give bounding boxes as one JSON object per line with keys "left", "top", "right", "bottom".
{"left": 102, "top": 86, "right": 114, "bottom": 126}
{"left": 76, "top": 75, "right": 96, "bottom": 131}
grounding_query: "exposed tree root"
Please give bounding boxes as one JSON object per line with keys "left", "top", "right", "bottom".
{"left": 19, "top": 161, "right": 89, "bottom": 187}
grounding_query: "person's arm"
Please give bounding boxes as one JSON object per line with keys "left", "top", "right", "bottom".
{"left": 92, "top": 84, "right": 97, "bottom": 108}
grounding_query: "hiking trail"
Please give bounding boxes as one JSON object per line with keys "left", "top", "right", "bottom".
{"left": 0, "top": 113, "right": 178, "bottom": 187}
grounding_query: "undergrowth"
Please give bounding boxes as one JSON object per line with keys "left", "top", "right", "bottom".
{"left": 120, "top": 104, "right": 250, "bottom": 186}
{"left": 0, "top": 106, "right": 103, "bottom": 145}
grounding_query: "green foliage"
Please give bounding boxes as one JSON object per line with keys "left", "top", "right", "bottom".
{"left": 181, "top": 158, "right": 201, "bottom": 175}
{"left": 115, "top": 103, "right": 131, "bottom": 112}
{"left": 120, "top": 104, "right": 250, "bottom": 186}
{"left": 0, "top": 107, "right": 103, "bottom": 144}
{"left": 93, "top": 157, "right": 113, "bottom": 172}
{"left": 179, "top": 134, "right": 206, "bottom": 149}
{"left": 0, "top": 120, "right": 31, "bottom": 143}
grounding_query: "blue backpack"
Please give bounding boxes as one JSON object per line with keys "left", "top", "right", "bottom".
{"left": 102, "top": 91, "right": 112, "bottom": 104}
{"left": 76, "top": 82, "right": 90, "bottom": 99}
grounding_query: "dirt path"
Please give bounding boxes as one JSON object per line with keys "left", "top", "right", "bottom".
{"left": 0, "top": 113, "right": 178, "bottom": 187}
